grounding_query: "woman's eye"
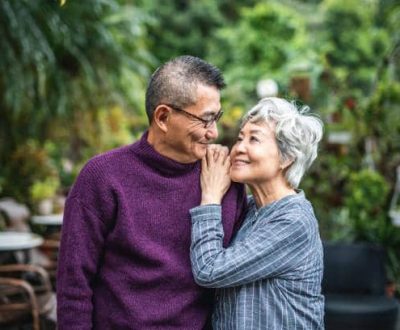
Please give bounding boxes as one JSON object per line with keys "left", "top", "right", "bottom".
{"left": 236, "top": 136, "right": 243, "bottom": 142}
{"left": 250, "top": 136, "right": 259, "bottom": 142}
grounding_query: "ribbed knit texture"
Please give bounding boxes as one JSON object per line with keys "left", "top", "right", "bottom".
{"left": 190, "top": 192, "right": 324, "bottom": 329}
{"left": 57, "top": 131, "right": 246, "bottom": 329}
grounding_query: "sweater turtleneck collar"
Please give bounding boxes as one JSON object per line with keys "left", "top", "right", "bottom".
{"left": 131, "top": 130, "right": 200, "bottom": 176}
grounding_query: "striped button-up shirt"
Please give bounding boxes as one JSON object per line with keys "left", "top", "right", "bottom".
{"left": 190, "top": 191, "right": 324, "bottom": 329}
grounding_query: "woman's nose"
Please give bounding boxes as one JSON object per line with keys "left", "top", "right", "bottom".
{"left": 232, "top": 141, "right": 246, "bottom": 155}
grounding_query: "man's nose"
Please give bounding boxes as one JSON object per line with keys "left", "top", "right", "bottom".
{"left": 205, "top": 122, "right": 218, "bottom": 140}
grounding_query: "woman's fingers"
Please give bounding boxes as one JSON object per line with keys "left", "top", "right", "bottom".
{"left": 207, "top": 147, "right": 214, "bottom": 167}
{"left": 201, "top": 153, "right": 207, "bottom": 171}
{"left": 208, "top": 145, "right": 229, "bottom": 164}
{"left": 200, "top": 145, "right": 232, "bottom": 205}
{"left": 222, "top": 146, "right": 229, "bottom": 160}
{"left": 208, "top": 144, "right": 219, "bottom": 163}
{"left": 218, "top": 146, "right": 229, "bottom": 166}
{"left": 223, "top": 154, "right": 231, "bottom": 168}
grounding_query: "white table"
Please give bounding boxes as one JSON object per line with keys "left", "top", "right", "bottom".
{"left": 0, "top": 232, "right": 44, "bottom": 251}
{"left": 0, "top": 232, "right": 44, "bottom": 264}
{"left": 31, "top": 214, "right": 63, "bottom": 226}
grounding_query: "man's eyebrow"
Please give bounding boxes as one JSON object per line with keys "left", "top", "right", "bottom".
{"left": 202, "top": 110, "right": 220, "bottom": 116}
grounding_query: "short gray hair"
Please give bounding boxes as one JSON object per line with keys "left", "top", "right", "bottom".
{"left": 241, "top": 97, "right": 323, "bottom": 188}
{"left": 145, "top": 55, "right": 225, "bottom": 123}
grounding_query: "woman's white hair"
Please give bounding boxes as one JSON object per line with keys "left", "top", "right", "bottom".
{"left": 241, "top": 97, "right": 323, "bottom": 188}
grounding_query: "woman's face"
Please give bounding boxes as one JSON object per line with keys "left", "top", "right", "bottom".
{"left": 230, "top": 121, "right": 283, "bottom": 185}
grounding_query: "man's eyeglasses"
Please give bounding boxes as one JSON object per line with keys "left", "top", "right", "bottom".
{"left": 165, "top": 104, "right": 223, "bottom": 128}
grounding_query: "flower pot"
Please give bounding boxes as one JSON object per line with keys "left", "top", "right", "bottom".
{"left": 37, "top": 198, "right": 54, "bottom": 215}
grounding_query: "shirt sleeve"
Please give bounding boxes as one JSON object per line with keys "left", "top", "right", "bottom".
{"left": 56, "top": 196, "right": 108, "bottom": 329}
{"left": 190, "top": 204, "right": 309, "bottom": 288}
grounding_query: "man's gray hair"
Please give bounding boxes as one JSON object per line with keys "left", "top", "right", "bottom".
{"left": 241, "top": 97, "right": 323, "bottom": 188}
{"left": 145, "top": 55, "right": 225, "bottom": 123}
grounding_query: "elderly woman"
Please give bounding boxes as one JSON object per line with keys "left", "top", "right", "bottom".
{"left": 190, "top": 97, "right": 324, "bottom": 329}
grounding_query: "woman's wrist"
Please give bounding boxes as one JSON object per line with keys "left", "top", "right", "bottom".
{"left": 200, "top": 194, "right": 222, "bottom": 205}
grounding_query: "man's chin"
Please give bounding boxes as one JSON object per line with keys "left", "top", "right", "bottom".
{"left": 194, "top": 145, "right": 207, "bottom": 159}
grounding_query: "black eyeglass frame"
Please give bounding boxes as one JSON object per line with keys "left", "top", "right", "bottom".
{"left": 164, "top": 103, "right": 223, "bottom": 128}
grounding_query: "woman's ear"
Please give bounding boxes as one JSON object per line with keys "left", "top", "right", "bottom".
{"left": 280, "top": 158, "right": 294, "bottom": 171}
{"left": 152, "top": 105, "right": 171, "bottom": 133}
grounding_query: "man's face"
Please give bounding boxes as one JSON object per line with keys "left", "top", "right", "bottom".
{"left": 165, "top": 84, "right": 221, "bottom": 163}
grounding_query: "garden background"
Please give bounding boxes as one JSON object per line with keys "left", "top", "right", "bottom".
{"left": 1, "top": 0, "right": 400, "bottom": 293}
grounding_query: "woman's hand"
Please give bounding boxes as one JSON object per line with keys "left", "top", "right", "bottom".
{"left": 200, "top": 145, "right": 231, "bottom": 205}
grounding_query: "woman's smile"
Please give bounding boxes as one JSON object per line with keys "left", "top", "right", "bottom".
{"left": 231, "top": 158, "right": 250, "bottom": 167}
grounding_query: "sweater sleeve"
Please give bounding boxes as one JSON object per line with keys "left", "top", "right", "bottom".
{"left": 190, "top": 204, "right": 309, "bottom": 288}
{"left": 57, "top": 159, "right": 115, "bottom": 329}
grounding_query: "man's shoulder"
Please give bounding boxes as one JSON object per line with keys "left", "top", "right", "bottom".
{"left": 91, "top": 143, "right": 136, "bottom": 164}
{"left": 84, "top": 143, "right": 139, "bottom": 172}
{"left": 72, "top": 143, "right": 136, "bottom": 185}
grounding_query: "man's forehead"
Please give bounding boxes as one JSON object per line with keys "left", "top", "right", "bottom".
{"left": 191, "top": 84, "right": 221, "bottom": 114}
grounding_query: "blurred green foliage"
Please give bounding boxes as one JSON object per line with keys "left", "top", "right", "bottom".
{"left": 344, "top": 169, "right": 389, "bottom": 242}
{"left": 137, "top": 0, "right": 258, "bottom": 67}
{"left": 30, "top": 177, "right": 60, "bottom": 202}
{"left": 0, "top": 0, "right": 152, "bottom": 201}
{"left": 208, "top": 2, "right": 310, "bottom": 106}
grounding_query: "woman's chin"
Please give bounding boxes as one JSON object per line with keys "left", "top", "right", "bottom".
{"left": 229, "top": 171, "right": 245, "bottom": 184}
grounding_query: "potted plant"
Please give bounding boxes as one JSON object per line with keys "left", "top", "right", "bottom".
{"left": 342, "top": 169, "right": 400, "bottom": 297}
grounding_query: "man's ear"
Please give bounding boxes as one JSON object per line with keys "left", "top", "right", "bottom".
{"left": 152, "top": 105, "right": 171, "bottom": 133}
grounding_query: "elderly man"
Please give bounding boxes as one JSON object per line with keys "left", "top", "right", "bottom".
{"left": 57, "top": 55, "right": 246, "bottom": 329}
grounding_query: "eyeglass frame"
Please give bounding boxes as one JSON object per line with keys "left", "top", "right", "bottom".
{"left": 164, "top": 103, "right": 223, "bottom": 128}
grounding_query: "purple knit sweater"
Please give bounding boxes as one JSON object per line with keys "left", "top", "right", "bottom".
{"left": 57, "top": 132, "right": 246, "bottom": 329}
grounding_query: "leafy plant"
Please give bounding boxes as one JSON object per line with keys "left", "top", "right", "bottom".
{"left": 29, "top": 177, "right": 60, "bottom": 202}
{"left": 343, "top": 169, "right": 389, "bottom": 242}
